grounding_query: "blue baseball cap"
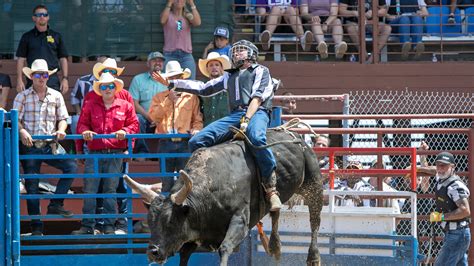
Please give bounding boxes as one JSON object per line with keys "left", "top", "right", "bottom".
{"left": 147, "top": 51, "right": 165, "bottom": 61}
{"left": 214, "top": 26, "right": 230, "bottom": 39}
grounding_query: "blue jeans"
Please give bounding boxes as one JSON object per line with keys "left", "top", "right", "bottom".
{"left": 189, "top": 110, "right": 276, "bottom": 185}
{"left": 389, "top": 15, "right": 424, "bottom": 44}
{"left": 82, "top": 151, "right": 122, "bottom": 229}
{"left": 134, "top": 114, "right": 154, "bottom": 153}
{"left": 19, "top": 143, "right": 77, "bottom": 231}
{"left": 157, "top": 139, "right": 190, "bottom": 192}
{"left": 435, "top": 227, "right": 471, "bottom": 266}
{"left": 164, "top": 50, "right": 196, "bottom": 80}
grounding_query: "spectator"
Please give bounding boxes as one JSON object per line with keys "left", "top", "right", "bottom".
{"left": 300, "top": 0, "right": 348, "bottom": 59}
{"left": 447, "top": 0, "right": 474, "bottom": 24}
{"left": 428, "top": 152, "right": 471, "bottom": 265}
{"left": 14, "top": 59, "right": 77, "bottom": 236}
{"left": 70, "top": 56, "right": 108, "bottom": 136}
{"left": 197, "top": 52, "right": 231, "bottom": 126}
{"left": 16, "top": 4, "right": 69, "bottom": 93}
{"left": 257, "top": 0, "right": 314, "bottom": 52}
{"left": 72, "top": 72, "right": 139, "bottom": 235}
{"left": 129, "top": 52, "right": 168, "bottom": 155}
{"left": 0, "top": 71, "right": 11, "bottom": 109}
{"left": 148, "top": 60, "right": 203, "bottom": 192}
{"left": 152, "top": 40, "right": 283, "bottom": 212}
{"left": 339, "top": 0, "right": 391, "bottom": 63}
{"left": 386, "top": 0, "right": 428, "bottom": 60}
{"left": 203, "top": 26, "right": 232, "bottom": 58}
{"left": 280, "top": 92, "right": 313, "bottom": 146}
{"left": 313, "top": 134, "right": 334, "bottom": 169}
{"left": 161, "top": 0, "right": 201, "bottom": 80}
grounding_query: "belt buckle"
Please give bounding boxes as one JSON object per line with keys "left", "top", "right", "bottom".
{"left": 171, "top": 138, "right": 182, "bottom": 142}
{"left": 34, "top": 141, "right": 46, "bottom": 149}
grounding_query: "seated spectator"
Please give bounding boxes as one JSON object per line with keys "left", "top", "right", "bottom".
{"left": 339, "top": 0, "right": 391, "bottom": 62}
{"left": 448, "top": 0, "right": 473, "bottom": 24}
{"left": 72, "top": 72, "right": 139, "bottom": 235}
{"left": 161, "top": 0, "right": 201, "bottom": 80}
{"left": 281, "top": 91, "right": 297, "bottom": 115}
{"left": 313, "top": 134, "right": 337, "bottom": 169}
{"left": 0, "top": 71, "right": 11, "bottom": 110}
{"left": 257, "top": 0, "right": 314, "bottom": 52}
{"left": 198, "top": 52, "right": 231, "bottom": 126}
{"left": 129, "top": 52, "right": 168, "bottom": 155}
{"left": 300, "top": 0, "right": 347, "bottom": 59}
{"left": 386, "top": 0, "right": 428, "bottom": 60}
{"left": 203, "top": 26, "right": 232, "bottom": 58}
{"left": 148, "top": 61, "right": 203, "bottom": 192}
{"left": 14, "top": 59, "right": 77, "bottom": 236}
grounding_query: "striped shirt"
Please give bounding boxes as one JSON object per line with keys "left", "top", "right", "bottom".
{"left": 13, "top": 87, "right": 69, "bottom": 136}
{"left": 71, "top": 74, "right": 96, "bottom": 107}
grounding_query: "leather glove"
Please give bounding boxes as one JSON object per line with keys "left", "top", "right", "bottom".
{"left": 240, "top": 116, "right": 250, "bottom": 133}
{"left": 430, "top": 211, "right": 444, "bottom": 222}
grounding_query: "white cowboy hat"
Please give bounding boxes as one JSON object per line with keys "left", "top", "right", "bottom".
{"left": 93, "top": 72, "right": 124, "bottom": 96}
{"left": 162, "top": 61, "right": 191, "bottom": 79}
{"left": 22, "top": 59, "right": 58, "bottom": 80}
{"left": 198, "top": 52, "right": 231, "bottom": 78}
{"left": 92, "top": 58, "right": 125, "bottom": 79}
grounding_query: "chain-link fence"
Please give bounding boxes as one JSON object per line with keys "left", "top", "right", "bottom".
{"left": 347, "top": 90, "right": 474, "bottom": 263}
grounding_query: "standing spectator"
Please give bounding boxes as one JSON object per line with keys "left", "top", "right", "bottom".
{"left": 16, "top": 5, "right": 69, "bottom": 93}
{"left": 313, "top": 134, "right": 333, "bottom": 169}
{"left": 148, "top": 61, "right": 203, "bottom": 192}
{"left": 428, "top": 152, "right": 471, "bottom": 266}
{"left": 339, "top": 0, "right": 392, "bottom": 62}
{"left": 386, "top": 0, "right": 428, "bottom": 60}
{"left": 129, "top": 51, "right": 168, "bottom": 155}
{"left": 161, "top": 0, "right": 201, "bottom": 80}
{"left": 257, "top": 0, "right": 314, "bottom": 52}
{"left": 197, "top": 52, "right": 231, "bottom": 126}
{"left": 72, "top": 72, "right": 139, "bottom": 235}
{"left": 300, "top": 0, "right": 348, "bottom": 59}
{"left": 14, "top": 59, "right": 76, "bottom": 236}
{"left": 152, "top": 40, "right": 283, "bottom": 211}
{"left": 0, "top": 71, "right": 11, "bottom": 110}
{"left": 70, "top": 56, "right": 108, "bottom": 135}
{"left": 202, "top": 26, "right": 232, "bottom": 58}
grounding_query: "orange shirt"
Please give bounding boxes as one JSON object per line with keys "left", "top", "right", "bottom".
{"left": 148, "top": 91, "right": 203, "bottom": 134}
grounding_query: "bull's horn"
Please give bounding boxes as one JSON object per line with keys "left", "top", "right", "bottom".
{"left": 170, "top": 170, "right": 193, "bottom": 205}
{"left": 123, "top": 174, "right": 158, "bottom": 204}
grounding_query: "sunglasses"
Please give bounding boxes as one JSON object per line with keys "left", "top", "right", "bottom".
{"left": 32, "top": 73, "right": 49, "bottom": 79}
{"left": 176, "top": 20, "right": 183, "bottom": 31}
{"left": 34, "top": 13, "right": 49, "bottom": 17}
{"left": 99, "top": 83, "right": 116, "bottom": 91}
{"left": 101, "top": 69, "right": 118, "bottom": 75}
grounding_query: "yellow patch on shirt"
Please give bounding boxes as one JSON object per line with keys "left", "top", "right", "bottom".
{"left": 46, "top": 35, "right": 55, "bottom": 43}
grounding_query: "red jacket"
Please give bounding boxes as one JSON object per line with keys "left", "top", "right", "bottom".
{"left": 76, "top": 96, "right": 139, "bottom": 151}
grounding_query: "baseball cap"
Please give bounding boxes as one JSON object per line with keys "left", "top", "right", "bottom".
{"left": 147, "top": 51, "right": 165, "bottom": 61}
{"left": 214, "top": 26, "right": 230, "bottom": 39}
{"left": 435, "top": 152, "right": 455, "bottom": 164}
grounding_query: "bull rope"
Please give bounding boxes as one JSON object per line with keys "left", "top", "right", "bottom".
{"left": 229, "top": 118, "right": 318, "bottom": 150}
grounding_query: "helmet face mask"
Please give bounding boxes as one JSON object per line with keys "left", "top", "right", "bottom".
{"left": 230, "top": 40, "right": 258, "bottom": 68}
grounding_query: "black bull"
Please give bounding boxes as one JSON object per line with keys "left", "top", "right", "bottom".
{"left": 125, "top": 129, "right": 323, "bottom": 266}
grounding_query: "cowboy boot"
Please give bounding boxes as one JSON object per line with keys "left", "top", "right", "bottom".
{"left": 264, "top": 171, "right": 282, "bottom": 212}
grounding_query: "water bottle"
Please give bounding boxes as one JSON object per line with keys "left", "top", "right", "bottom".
{"left": 281, "top": 54, "right": 287, "bottom": 62}
{"left": 314, "top": 55, "right": 320, "bottom": 62}
{"left": 432, "top": 53, "right": 438, "bottom": 63}
{"left": 349, "top": 54, "right": 357, "bottom": 62}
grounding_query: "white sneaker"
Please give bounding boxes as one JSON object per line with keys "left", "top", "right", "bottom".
{"left": 317, "top": 42, "right": 328, "bottom": 59}
{"left": 259, "top": 30, "right": 271, "bottom": 51}
{"left": 115, "top": 229, "right": 127, "bottom": 235}
{"left": 300, "top": 31, "right": 313, "bottom": 52}
{"left": 335, "top": 41, "right": 348, "bottom": 59}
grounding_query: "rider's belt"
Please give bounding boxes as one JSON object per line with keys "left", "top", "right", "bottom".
{"left": 444, "top": 221, "right": 470, "bottom": 231}
{"left": 171, "top": 138, "right": 183, "bottom": 142}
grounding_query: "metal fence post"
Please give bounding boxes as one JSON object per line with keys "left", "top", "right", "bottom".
{"left": 0, "top": 109, "right": 5, "bottom": 266}
{"left": 10, "top": 110, "right": 20, "bottom": 265}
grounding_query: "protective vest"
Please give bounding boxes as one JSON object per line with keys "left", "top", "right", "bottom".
{"left": 435, "top": 175, "right": 471, "bottom": 223}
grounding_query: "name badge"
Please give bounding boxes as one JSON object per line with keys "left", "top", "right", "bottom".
{"left": 47, "top": 35, "right": 55, "bottom": 43}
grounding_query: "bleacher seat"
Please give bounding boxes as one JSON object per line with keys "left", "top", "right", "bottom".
{"left": 465, "top": 7, "right": 474, "bottom": 34}
{"left": 426, "top": 7, "right": 463, "bottom": 37}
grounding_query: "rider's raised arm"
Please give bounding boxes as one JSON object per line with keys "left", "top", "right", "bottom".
{"left": 172, "top": 73, "right": 228, "bottom": 97}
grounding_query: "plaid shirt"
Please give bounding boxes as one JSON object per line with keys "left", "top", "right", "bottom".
{"left": 13, "top": 87, "right": 69, "bottom": 136}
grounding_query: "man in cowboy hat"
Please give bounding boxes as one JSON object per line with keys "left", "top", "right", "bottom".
{"left": 152, "top": 40, "right": 283, "bottom": 211}
{"left": 129, "top": 51, "right": 168, "bottom": 155}
{"left": 13, "top": 59, "right": 77, "bottom": 236}
{"left": 148, "top": 60, "right": 203, "bottom": 192}
{"left": 16, "top": 5, "right": 69, "bottom": 93}
{"left": 72, "top": 72, "right": 139, "bottom": 235}
{"left": 198, "top": 52, "right": 231, "bottom": 126}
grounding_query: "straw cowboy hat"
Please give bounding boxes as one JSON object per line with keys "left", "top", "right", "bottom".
{"left": 198, "top": 52, "right": 231, "bottom": 78}
{"left": 22, "top": 59, "right": 57, "bottom": 79}
{"left": 93, "top": 72, "right": 124, "bottom": 96}
{"left": 92, "top": 58, "right": 125, "bottom": 79}
{"left": 162, "top": 61, "right": 191, "bottom": 79}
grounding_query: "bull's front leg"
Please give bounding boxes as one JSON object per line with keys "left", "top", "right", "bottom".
{"left": 218, "top": 211, "right": 249, "bottom": 266}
